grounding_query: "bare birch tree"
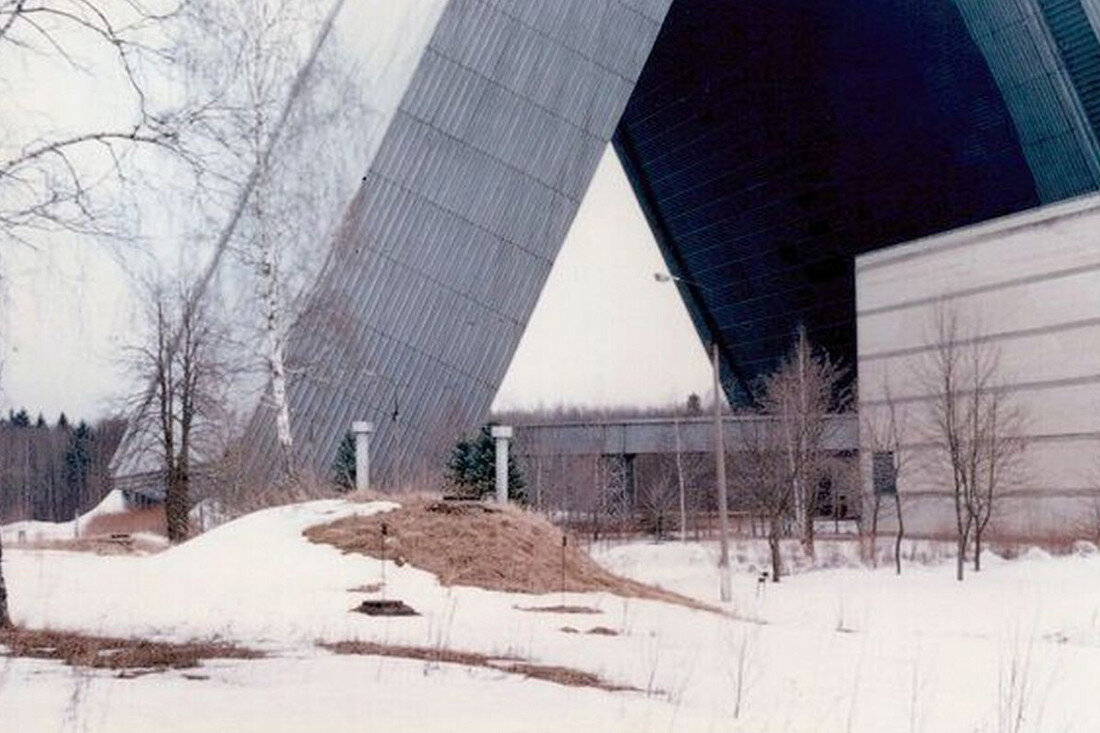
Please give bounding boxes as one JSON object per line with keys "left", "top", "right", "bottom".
{"left": 182, "top": 0, "right": 374, "bottom": 480}
{"left": 759, "top": 327, "right": 850, "bottom": 560}
{"left": 918, "top": 305, "right": 1027, "bottom": 580}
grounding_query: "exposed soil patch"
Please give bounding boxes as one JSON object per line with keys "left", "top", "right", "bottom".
{"left": 0, "top": 627, "right": 262, "bottom": 673}
{"left": 304, "top": 498, "right": 721, "bottom": 614}
{"left": 516, "top": 604, "right": 603, "bottom": 615}
{"left": 319, "top": 640, "right": 640, "bottom": 693}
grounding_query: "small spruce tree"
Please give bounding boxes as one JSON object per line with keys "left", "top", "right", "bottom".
{"left": 332, "top": 431, "right": 357, "bottom": 492}
{"left": 447, "top": 425, "right": 526, "bottom": 502}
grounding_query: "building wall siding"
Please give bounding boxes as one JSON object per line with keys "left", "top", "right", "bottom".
{"left": 857, "top": 193, "right": 1100, "bottom": 538}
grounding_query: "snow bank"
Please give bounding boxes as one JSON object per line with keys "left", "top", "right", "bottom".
{"left": 2, "top": 489, "right": 132, "bottom": 543}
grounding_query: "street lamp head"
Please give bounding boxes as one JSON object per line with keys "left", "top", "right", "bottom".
{"left": 653, "top": 272, "right": 672, "bottom": 283}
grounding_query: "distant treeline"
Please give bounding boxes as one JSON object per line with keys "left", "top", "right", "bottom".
{"left": 0, "top": 410, "right": 126, "bottom": 523}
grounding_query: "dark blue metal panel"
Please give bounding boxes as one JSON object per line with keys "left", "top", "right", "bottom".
{"left": 615, "top": 0, "right": 1044, "bottom": 401}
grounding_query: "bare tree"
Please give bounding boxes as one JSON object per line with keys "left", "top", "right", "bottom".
{"left": 127, "top": 281, "right": 232, "bottom": 542}
{"left": 759, "top": 327, "right": 850, "bottom": 560}
{"left": 918, "top": 305, "right": 1027, "bottom": 580}
{"left": 733, "top": 416, "right": 790, "bottom": 581}
{"left": 969, "top": 362, "right": 1027, "bottom": 572}
{"left": 634, "top": 454, "right": 680, "bottom": 539}
{"left": 0, "top": 523, "right": 10, "bottom": 628}
{"left": 673, "top": 415, "right": 687, "bottom": 541}
{"left": 0, "top": 360, "right": 10, "bottom": 627}
{"left": 863, "top": 376, "right": 912, "bottom": 574}
{"left": 0, "top": 0, "right": 218, "bottom": 248}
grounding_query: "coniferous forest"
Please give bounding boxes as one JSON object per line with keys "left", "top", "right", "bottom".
{"left": 0, "top": 410, "right": 125, "bottom": 523}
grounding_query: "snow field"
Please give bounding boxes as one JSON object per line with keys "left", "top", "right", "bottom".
{"left": 2, "top": 499, "right": 1100, "bottom": 732}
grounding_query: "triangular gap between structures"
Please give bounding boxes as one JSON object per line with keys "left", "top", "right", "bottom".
{"left": 492, "top": 148, "right": 714, "bottom": 416}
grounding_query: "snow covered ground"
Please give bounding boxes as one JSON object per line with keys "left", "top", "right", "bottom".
{"left": 3, "top": 500, "right": 1100, "bottom": 732}
{"left": 1, "top": 489, "right": 130, "bottom": 544}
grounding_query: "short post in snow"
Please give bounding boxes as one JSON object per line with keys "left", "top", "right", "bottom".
{"left": 351, "top": 420, "right": 374, "bottom": 493}
{"left": 490, "top": 425, "right": 513, "bottom": 503}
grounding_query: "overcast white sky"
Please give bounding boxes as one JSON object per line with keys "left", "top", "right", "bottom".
{"left": 1, "top": 149, "right": 714, "bottom": 423}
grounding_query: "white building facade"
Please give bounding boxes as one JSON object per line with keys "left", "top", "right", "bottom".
{"left": 857, "top": 193, "right": 1100, "bottom": 540}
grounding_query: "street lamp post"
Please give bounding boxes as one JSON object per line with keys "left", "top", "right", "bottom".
{"left": 655, "top": 272, "right": 733, "bottom": 602}
{"left": 711, "top": 341, "right": 732, "bottom": 602}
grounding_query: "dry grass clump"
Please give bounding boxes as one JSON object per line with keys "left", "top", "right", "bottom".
{"left": 560, "top": 626, "right": 620, "bottom": 636}
{"left": 304, "top": 497, "right": 721, "bottom": 614}
{"left": 15, "top": 537, "right": 164, "bottom": 556}
{"left": 0, "top": 627, "right": 262, "bottom": 672}
{"left": 515, "top": 604, "right": 602, "bottom": 614}
{"left": 319, "top": 640, "right": 638, "bottom": 692}
{"left": 83, "top": 507, "right": 167, "bottom": 538}
{"left": 586, "top": 626, "right": 619, "bottom": 636}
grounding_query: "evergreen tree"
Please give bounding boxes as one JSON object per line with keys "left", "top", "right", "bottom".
{"left": 332, "top": 431, "right": 357, "bottom": 492}
{"left": 57, "top": 413, "right": 69, "bottom": 430}
{"left": 446, "top": 425, "right": 526, "bottom": 502}
{"left": 65, "top": 422, "right": 93, "bottom": 512}
{"left": 11, "top": 409, "right": 30, "bottom": 428}
{"left": 35, "top": 413, "right": 46, "bottom": 429}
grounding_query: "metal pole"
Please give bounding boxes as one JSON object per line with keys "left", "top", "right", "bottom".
{"left": 352, "top": 421, "right": 374, "bottom": 493}
{"left": 713, "top": 343, "right": 732, "bottom": 602}
{"left": 491, "top": 425, "right": 513, "bottom": 503}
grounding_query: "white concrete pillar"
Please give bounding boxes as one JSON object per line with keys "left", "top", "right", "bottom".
{"left": 351, "top": 421, "right": 374, "bottom": 492}
{"left": 490, "top": 425, "right": 513, "bottom": 503}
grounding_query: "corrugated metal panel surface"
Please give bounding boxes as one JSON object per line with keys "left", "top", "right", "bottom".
{"left": 614, "top": 0, "right": 1042, "bottom": 401}
{"left": 514, "top": 414, "right": 858, "bottom": 457}
{"left": 238, "top": 0, "right": 673, "bottom": 487}
{"left": 955, "top": 0, "right": 1100, "bottom": 200}
{"left": 1037, "top": 0, "right": 1100, "bottom": 142}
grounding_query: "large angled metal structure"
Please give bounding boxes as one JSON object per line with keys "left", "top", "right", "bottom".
{"left": 117, "top": 0, "right": 1100, "bottom": 491}
{"left": 237, "top": 0, "right": 675, "bottom": 487}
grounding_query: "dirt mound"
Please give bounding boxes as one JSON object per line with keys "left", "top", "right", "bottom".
{"left": 304, "top": 498, "right": 720, "bottom": 614}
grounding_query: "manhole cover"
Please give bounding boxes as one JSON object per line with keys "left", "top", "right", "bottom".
{"left": 353, "top": 600, "right": 419, "bottom": 616}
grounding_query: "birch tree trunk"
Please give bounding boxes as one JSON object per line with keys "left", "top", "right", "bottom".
{"left": 259, "top": 225, "right": 295, "bottom": 477}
